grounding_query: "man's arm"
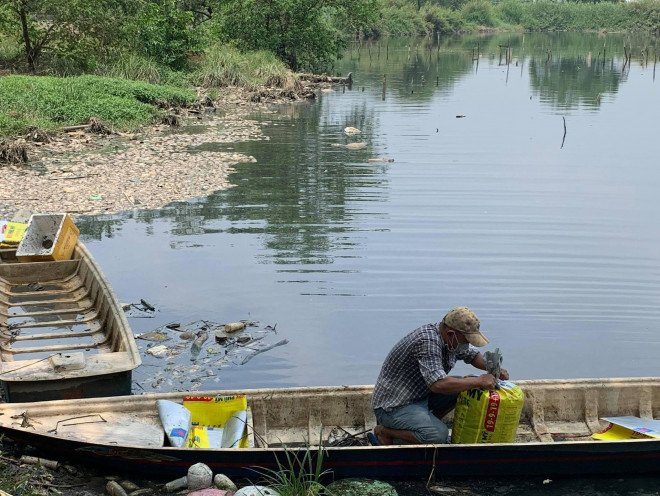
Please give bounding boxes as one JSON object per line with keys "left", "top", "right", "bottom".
{"left": 470, "top": 352, "right": 509, "bottom": 380}
{"left": 430, "top": 374, "right": 496, "bottom": 394}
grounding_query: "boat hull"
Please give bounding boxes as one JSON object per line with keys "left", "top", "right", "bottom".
{"left": 1, "top": 424, "right": 659, "bottom": 478}
{"left": 0, "top": 370, "right": 132, "bottom": 403}
{"left": 0, "top": 380, "right": 658, "bottom": 479}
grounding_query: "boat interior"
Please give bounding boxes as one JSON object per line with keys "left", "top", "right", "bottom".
{"left": 0, "top": 244, "right": 136, "bottom": 381}
{"left": 0, "top": 379, "right": 658, "bottom": 449}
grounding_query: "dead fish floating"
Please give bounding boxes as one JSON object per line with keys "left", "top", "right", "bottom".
{"left": 331, "top": 142, "right": 367, "bottom": 150}
{"left": 344, "top": 127, "right": 361, "bottom": 135}
{"left": 366, "top": 158, "right": 394, "bottom": 163}
{"left": 136, "top": 331, "right": 171, "bottom": 342}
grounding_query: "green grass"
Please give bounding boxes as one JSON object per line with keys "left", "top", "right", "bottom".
{"left": 0, "top": 75, "right": 196, "bottom": 137}
{"left": 190, "top": 44, "right": 299, "bottom": 92}
{"left": 95, "top": 52, "right": 190, "bottom": 87}
{"left": 254, "top": 431, "right": 329, "bottom": 496}
{"left": 0, "top": 45, "right": 300, "bottom": 139}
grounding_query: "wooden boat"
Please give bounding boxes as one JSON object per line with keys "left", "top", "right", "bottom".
{"left": 0, "top": 242, "right": 141, "bottom": 402}
{"left": 0, "top": 378, "right": 658, "bottom": 478}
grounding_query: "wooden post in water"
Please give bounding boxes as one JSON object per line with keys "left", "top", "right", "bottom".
{"left": 382, "top": 74, "right": 387, "bottom": 101}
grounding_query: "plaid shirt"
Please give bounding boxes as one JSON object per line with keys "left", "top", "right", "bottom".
{"left": 371, "top": 323, "right": 479, "bottom": 411}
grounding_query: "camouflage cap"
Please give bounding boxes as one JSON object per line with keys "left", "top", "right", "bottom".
{"left": 442, "top": 306, "right": 489, "bottom": 347}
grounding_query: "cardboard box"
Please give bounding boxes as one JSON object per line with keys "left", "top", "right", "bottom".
{"left": 16, "top": 214, "right": 80, "bottom": 262}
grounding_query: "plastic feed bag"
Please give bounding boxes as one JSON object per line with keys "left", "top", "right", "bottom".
{"left": 451, "top": 380, "right": 524, "bottom": 444}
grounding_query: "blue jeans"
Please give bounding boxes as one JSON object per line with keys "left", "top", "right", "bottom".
{"left": 374, "top": 392, "right": 458, "bottom": 444}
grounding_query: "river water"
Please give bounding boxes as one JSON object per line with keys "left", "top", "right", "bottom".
{"left": 74, "top": 32, "right": 659, "bottom": 491}
{"left": 79, "top": 32, "right": 660, "bottom": 389}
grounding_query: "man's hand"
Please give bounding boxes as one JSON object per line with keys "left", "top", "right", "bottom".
{"left": 499, "top": 368, "right": 509, "bottom": 381}
{"left": 477, "top": 373, "right": 497, "bottom": 390}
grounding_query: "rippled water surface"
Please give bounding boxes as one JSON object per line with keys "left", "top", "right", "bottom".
{"left": 77, "top": 33, "right": 660, "bottom": 392}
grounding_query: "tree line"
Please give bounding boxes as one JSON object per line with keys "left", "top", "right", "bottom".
{"left": 1, "top": 0, "right": 658, "bottom": 75}
{"left": 0, "top": 0, "right": 379, "bottom": 72}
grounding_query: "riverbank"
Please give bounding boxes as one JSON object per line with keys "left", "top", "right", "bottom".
{"left": 0, "top": 81, "right": 335, "bottom": 221}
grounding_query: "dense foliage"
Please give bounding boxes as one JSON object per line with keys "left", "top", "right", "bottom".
{"left": 2, "top": 0, "right": 659, "bottom": 77}
{"left": 210, "top": 0, "right": 380, "bottom": 71}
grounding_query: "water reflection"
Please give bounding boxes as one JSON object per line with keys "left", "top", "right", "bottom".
{"left": 76, "top": 32, "right": 660, "bottom": 390}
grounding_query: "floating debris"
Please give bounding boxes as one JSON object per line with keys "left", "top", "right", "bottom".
{"left": 145, "top": 345, "right": 169, "bottom": 358}
{"left": 133, "top": 320, "right": 285, "bottom": 392}
{"left": 136, "top": 331, "right": 170, "bottom": 342}
{"left": 224, "top": 322, "right": 246, "bottom": 333}
{"left": 191, "top": 331, "right": 210, "bottom": 359}
{"left": 123, "top": 299, "right": 157, "bottom": 318}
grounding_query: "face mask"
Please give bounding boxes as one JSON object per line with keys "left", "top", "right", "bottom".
{"left": 455, "top": 342, "right": 470, "bottom": 355}
{"left": 447, "top": 332, "right": 469, "bottom": 354}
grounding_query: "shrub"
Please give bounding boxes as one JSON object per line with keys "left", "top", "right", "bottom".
{"left": 421, "top": 3, "right": 463, "bottom": 34}
{"left": 497, "top": 0, "right": 525, "bottom": 25}
{"left": 461, "top": 0, "right": 496, "bottom": 27}
{"left": 378, "top": 0, "right": 429, "bottom": 36}
{"left": 125, "top": 0, "right": 201, "bottom": 70}
{"left": 629, "top": 0, "right": 660, "bottom": 32}
{"left": 521, "top": 1, "right": 572, "bottom": 31}
{"left": 190, "top": 44, "right": 299, "bottom": 91}
{"left": 0, "top": 35, "right": 20, "bottom": 69}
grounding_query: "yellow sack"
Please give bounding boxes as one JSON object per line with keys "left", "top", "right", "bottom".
{"left": 183, "top": 395, "right": 249, "bottom": 448}
{"left": 451, "top": 380, "right": 524, "bottom": 444}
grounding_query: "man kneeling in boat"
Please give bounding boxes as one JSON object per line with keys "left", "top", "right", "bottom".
{"left": 370, "top": 306, "right": 509, "bottom": 445}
